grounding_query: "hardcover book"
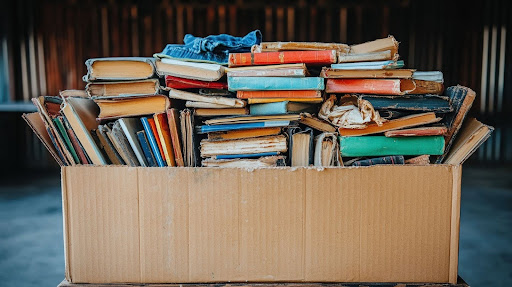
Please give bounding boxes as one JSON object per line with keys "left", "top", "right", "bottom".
{"left": 250, "top": 101, "right": 317, "bottom": 115}
{"left": 141, "top": 117, "right": 166, "bottom": 167}
{"left": 200, "top": 135, "right": 288, "bottom": 157}
{"left": 86, "top": 79, "right": 160, "bottom": 98}
{"left": 228, "top": 50, "right": 337, "bottom": 67}
{"left": 155, "top": 58, "right": 225, "bottom": 81}
{"left": 326, "top": 79, "right": 444, "bottom": 95}
{"left": 168, "top": 89, "right": 246, "bottom": 107}
{"left": 228, "top": 77, "right": 324, "bottom": 91}
{"left": 94, "top": 95, "right": 170, "bottom": 120}
{"left": 84, "top": 57, "right": 156, "bottom": 81}
{"left": 165, "top": 76, "right": 228, "bottom": 90}
{"left": 339, "top": 136, "right": 445, "bottom": 157}
{"left": 136, "top": 130, "right": 157, "bottom": 167}
{"left": 361, "top": 95, "right": 452, "bottom": 113}
{"left": 237, "top": 90, "right": 322, "bottom": 99}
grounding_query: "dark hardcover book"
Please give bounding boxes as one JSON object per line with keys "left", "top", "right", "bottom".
{"left": 62, "top": 117, "right": 90, "bottom": 164}
{"left": 53, "top": 117, "right": 80, "bottom": 164}
{"left": 351, "top": 155, "right": 405, "bottom": 166}
{"left": 361, "top": 95, "right": 452, "bottom": 113}
{"left": 136, "top": 130, "right": 157, "bottom": 167}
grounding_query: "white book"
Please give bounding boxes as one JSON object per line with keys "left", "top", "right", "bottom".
{"left": 412, "top": 71, "right": 444, "bottom": 83}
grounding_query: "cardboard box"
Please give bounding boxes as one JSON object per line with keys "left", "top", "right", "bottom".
{"left": 61, "top": 164, "right": 462, "bottom": 284}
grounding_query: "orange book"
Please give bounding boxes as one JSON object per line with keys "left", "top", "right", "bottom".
{"left": 166, "top": 108, "right": 184, "bottom": 167}
{"left": 228, "top": 50, "right": 337, "bottom": 67}
{"left": 154, "top": 113, "right": 176, "bottom": 167}
{"left": 237, "top": 90, "right": 322, "bottom": 99}
{"left": 325, "top": 79, "right": 444, "bottom": 95}
{"left": 338, "top": 112, "right": 442, "bottom": 136}
{"left": 147, "top": 118, "right": 166, "bottom": 163}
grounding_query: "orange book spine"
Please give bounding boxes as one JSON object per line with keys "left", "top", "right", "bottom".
{"left": 237, "top": 90, "right": 322, "bottom": 99}
{"left": 325, "top": 79, "right": 402, "bottom": 95}
{"left": 166, "top": 108, "right": 185, "bottom": 167}
{"left": 148, "top": 118, "right": 166, "bottom": 162}
{"left": 154, "top": 113, "right": 176, "bottom": 167}
{"left": 228, "top": 50, "right": 337, "bottom": 67}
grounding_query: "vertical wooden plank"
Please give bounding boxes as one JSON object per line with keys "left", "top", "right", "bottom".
{"left": 276, "top": 7, "right": 284, "bottom": 42}
{"left": 130, "top": 5, "right": 139, "bottom": 56}
{"left": 287, "top": 7, "right": 295, "bottom": 41}
{"left": 265, "top": 7, "right": 273, "bottom": 41}
{"left": 229, "top": 5, "right": 237, "bottom": 36}
{"left": 176, "top": 5, "right": 184, "bottom": 43}
{"left": 218, "top": 5, "right": 226, "bottom": 34}
{"left": 339, "top": 7, "right": 347, "bottom": 43}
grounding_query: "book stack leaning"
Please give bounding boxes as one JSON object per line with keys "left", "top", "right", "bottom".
{"left": 23, "top": 32, "right": 493, "bottom": 168}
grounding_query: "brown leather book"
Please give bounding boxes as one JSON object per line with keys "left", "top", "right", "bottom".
{"left": 384, "top": 126, "right": 447, "bottom": 137}
{"left": 166, "top": 108, "right": 184, "bottom": 167}
{"left": 154, "top": 112, "right": 176, "bottom": 167}
{"left": 326, "top": 79, "right": 444, "bottom": 95}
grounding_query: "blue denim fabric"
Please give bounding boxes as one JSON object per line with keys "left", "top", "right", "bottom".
{"left": 154, "top": 30, "right": 262, "bottom": 65}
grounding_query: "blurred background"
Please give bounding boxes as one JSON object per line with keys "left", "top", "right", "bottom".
{"left": 0, "top": 0, "right": 510, "bottom": 286}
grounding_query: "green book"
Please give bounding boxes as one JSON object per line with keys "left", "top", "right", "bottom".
{"left": 53, "top": 117, "right": 80, "bottom": 164}
{"left": 339, "top": 136, "right": 445, "bottom": 157}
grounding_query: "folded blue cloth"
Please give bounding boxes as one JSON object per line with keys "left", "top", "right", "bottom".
{"left": 154, "top": 30, "right": 262, "bottom": 65}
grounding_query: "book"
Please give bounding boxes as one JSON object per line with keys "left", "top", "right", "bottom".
{"left": 94, "top": 95, "right": 170, "bottom": 120}
{"left": 338, "top": 50, "right": 395, "bottom": 63}
{"left": 250, "top": 101, "right": 317, "bottom": 115}
{"left": 204, "top": 114, "right": 300, "bottom": 125}
{"left": 53, "top": 117, "right": 80, "bottom": 164}
{"left": 228, "top": 50, "right": 337, "bottom": 67}
{"left": 349, "top": 35, "right": 399, "bottom": 57}
{"left": 197, "top": 121, "right": 292, "bottom": 134}
{"left": 201, "top": 156, "right": 284, "bottom": 168}
{"left": 198, "top": 88, "right": 233, "bottom": 96}
{"left": 207, "top": 127, "right": 282, "bottom": 141}
{"left": 320, "top": 68, "right": 414, "bottom": 79}
{"left": 59, "top": 89, "right": 88, "bottom": 98}
{"left": 61, "top": 97, "right": 107, "bottom": 165}
{"left": 331, "top": 60, "right": 404, "bottom": 70}
{"left": 253, "top": 42, "right": 349, "bottom": 53}
{"left": 228, "top": 77, "right": 324, "bottom": 91}
{"left": 185, "top": 101, "right": 235, "bottom": 109}
{"left": 338, "top": 112, "right": 441, "bottom": 136}
{"left": 227, "top": 67, "right": 307, "bottom": 77}
{"left": 200, "top": 135, "right": 288, "bottom": 157}
{"left": 164, "top": 76, "right": 228, "bottom": 90}
{"left": 444, "top": 118, "right": 494, "bottom": 165}
{"left": 119, "top": 118, "right": 148, "bottom": 167}
{"left": 22, "top": 112, "right": 65, "bottom": 166}
{"left": 247, "top": 98, "right": 324, "bottom": 104}
{"left": 226, "top": 63, "right": 305, "bottom": 72}
{"left": 96, "top": 124, "right": 124, "bottom": 165}
{"left": 180, "top": 109, "right": 198, "bottom": 167}
{"left": 237, "top": 90, "right": 322, "bottom": 99}
{"left": 351, "top": 156, "right": 405, "bottom": 166}
{"left": 64, "top": 118, "right": 91, "bottom": 165}
{"left": 86, "top": 79, "right": 160, "bottom": 98}
{"left": 300, "top": 113, "right": 336, "bottom": 133}
{"left": 154, "top": 113, "right": 176, "bottom": 167}
{"left": 195, "top": 108, "right": 249, "bottom": 117}
{"left": 148, "top": 118, "right": 166, "bottom": 164}
{"left": 412, "top": 71, "right": 444, "bottom": 83}
{"left": 168, "top": 88, "right": 246, "bottom": 107}
{"left": 313, "top": 133, "right": 341, "bottom": 167}
{"left": 361, "top": 95, "right": 452, "bottom": 113}
{"left": 437, "top": 86, "right": 477, "bottom": 163}
{"left": 384, "top": 126, "right": 448, "bottom": 137}
{"left": 339, "top": 136, "right": 445, "bottom": 157}
{"left": 405, "top": 155, "right": 431, "bottom": 165}
{"left": 166, "top": 108, "right": 185, "bottom": 167}
{"left": 109, "top": 120, "right": 140, "bottom": 166}
{"left": 141, "top": 117, "right": 166, "bottom": 167}
{"left": 136, "top": 130, "right": 157, "bottom": 167}
{"left": 212, "top": 152, "right": 280, "bottom": 160}
{"left": 155, "top": 58, "right": 225, "bottom": 81}
{"left": 83, "top": 57, "right": 155, "bottom": 81}
{"left": 325, "top": 79, "right": 444, "bottom": 95}
{"left": 288, "top": 127, "right": 313, "bottom": 167}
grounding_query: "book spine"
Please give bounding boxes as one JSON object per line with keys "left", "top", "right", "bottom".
{"left": 237, "top": 90, "right": 322, "bottom": 99}
{"left": 250, "top": 102, "right": 288, "bottom": 115}
{"left": 197, "top": 121, "right": 290, "bottom": 134}
{"left": 136, "top": 130, "right": 157, "bottom": 167}
{"left": 53, "top": 118, "right": 80, "bottom": 164}
{"left": 154, "top": 113, "right": 176, "bottom": 167}
{"left": 228, "top": 77, "right": 324, "bottom": 91}
{"left": 46, "top": 126, "right": 69, "bottom": 166}
{"left": 351, "top": 155, "right": 405, "bottom": 166}
{"left": 167, "top": 108, "right": 185, "bottom": 167}
{"left": 362, "top": 96, "right": 452, "bottom": 113}
{"left": 326, "top": 79, "right": 401, "bottom": 95}
{"left": 70, "top": 127, "right": 91, "bottom": 164}
{"left": 165, "top": 75, "right": 228, "bottom": 90}
{"left": 141, "top": 117, "right": 166, "bottom": 167}
{"left": 384, "top": 127, "right": 448, "bottom": 137}
{"left": 227, "top": 69, "right": 306, "bottom": 77}
{"left": 214, "top": 152, "right": 279, "bottom": 159}
{"left": 339, "top": 136, "right": 445, "bottom": 157}
{"left": 228, "top": 50, "right": 337, "bottom": 67}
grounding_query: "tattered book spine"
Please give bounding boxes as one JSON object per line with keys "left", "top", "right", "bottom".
{"left": 228, "top": 50, "right": 337, "bottom": 67}
{"left": 351, "top": 155, "right": 405, "bottom": 166}
{"left": 362, "top": 96, "right": 452, "bottom": 113}
{"left": 165, "top": 76, "right": 228, "bottom": 90}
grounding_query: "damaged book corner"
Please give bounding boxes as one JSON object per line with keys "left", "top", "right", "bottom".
{"left": 24, "top": 30, "right": 492, "bottom": 284}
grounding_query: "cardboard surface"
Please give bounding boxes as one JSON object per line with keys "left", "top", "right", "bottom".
{"left": 62, "top": 165, "right": 462, "bottom": 284}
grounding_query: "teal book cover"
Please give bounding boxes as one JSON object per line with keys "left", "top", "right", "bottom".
{"left": 339, "top": 136, "right": 445, "bottom": 157}
{"left": 250, "top": 101, "right": 317, "bottom": 115}
{"left": 227, "top": 77, "right": 324, "bottom": 91}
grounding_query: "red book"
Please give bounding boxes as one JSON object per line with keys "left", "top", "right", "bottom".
{"left": 165, "top": 76, "right": 228, "bottom": 90}
{"left": 166, "top": 108, "right": 185, "bottom": 167}
{"left": 325, "top": 79, "right": 444, "bottom": 95}
{"left": 147, "top": 118, "right": 166, "bottom": 163}
{"left": 237, "top": 90, "right": 322, "bottom": 99}
{"left": 228, "top": 50, "right": 337, "bottom": 67}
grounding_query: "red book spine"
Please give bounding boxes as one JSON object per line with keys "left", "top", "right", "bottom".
{"left": 237, "top": 90, "right": 322, "bottom": 99}
{"left": 228, "top": 50, "right": 337, "bottom": 67}
{"left": 325, "top": 79, "right": 402, "bottom": 95}
{"left": 148, "top": 118, "right": 166, "bottom": 162}
{"left": 165, "top": 76, "right": 228, "bottom": 89}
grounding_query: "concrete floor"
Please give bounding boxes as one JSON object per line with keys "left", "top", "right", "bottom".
{"left": 0, "top": 166, "right": 510, "bottom": 287}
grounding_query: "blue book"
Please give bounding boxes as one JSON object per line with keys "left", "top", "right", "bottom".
{"left": 250, "top": 101, "right": 317, "bottom": 115}
{"left": 140, "top": 117, "right": 166, "bottom": 167}
{"left": 197, "top": 121, "right": 291, "bottom": 134}
{"left": 331, "top": 60, "right": 404, "bottom": 70}
{"left": 214, "top": 152, "right": 279, "bottom": 159}
{"left": 227, "top": 77, "right": 324, "bottom": 91}
{"left": 136, "top": 130, "right": 157, "bottom": 167}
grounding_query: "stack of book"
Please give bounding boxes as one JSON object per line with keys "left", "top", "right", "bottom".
{"left": 23, "top": 34, "right": 493, "bottom": 168}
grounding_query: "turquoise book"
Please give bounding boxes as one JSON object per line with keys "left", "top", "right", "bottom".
{"left": 250, "top": 101, "right": 317, "bottom": 115}
{"left": 227, "top": 77, "right": 324, "bottom": 91}
{"left": 339, "top": 136, "right": 445, "bottom": 157}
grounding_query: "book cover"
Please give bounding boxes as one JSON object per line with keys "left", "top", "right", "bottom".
{"left": 339, "top": 136, "right": 445, "bottom": 157}
{"left": 444, "top": 118, "right": 494, "bottom": 165}
{"left": 94, "top": 95, "right": 170, "bottom": 120}
{"left": 384, "top": 126, "right": 448, "bottom": 137}
{"left": 154, "top": 113, "right": 176, "bottom": 167}
{"left": 300, "top": 113, "right": 336, "bottom": 133}
{"left": 247, "top": 98, "right": 324, "bottom": 104}
{"left": 213, "top": 152, "right": 279, "bottom": 159}
{"left": 119, "top": 118, "right": 148, "bottom": 167}
{"left": 136, "top": 130, "right": 157, "bottom": 167}
{"left": 337, "top": 50, "right": 395, "bottom": 63}
{"left": 237, "top": 90, "right": 322, "bottom": 99}
{"left": 331, "top": 60, "right": 404, "bottom": 70}
{"left": 250, "top": 101, "right": 317, "bottom": 115}
{"left": 200, "top": 135, "right": 288, "bottom": 157}
{"left": 22, "top": 112, "right": 65, "bottom": 166}
{"left": 109, "top": 121, "right": 140, "bottom": 166}
{"left": 204, "top": 114, "right": 300, "bottom": 125}
{"left": 207, "top": 127, "right": 282, "bottom": 141}
{"left": 155, "top": 58, "right": 225, "bottom": 81}
{"left": 53, "top": 117, "right": 80, "bottom": 164}
{"left": 201, "top": 156, "right": 284, "bottom": 167}
{"left": 412, "top": 71, "right": 444, "bottom": 83}
{"left": 287, "top": 127, "right": 313, "bottom": 167}
{"left": 194, "top": 108, "right": 249, "bottom": 117}
{"left": 141, "top": 117, "right": 166, "bottom": 167}
{"left": 168, "top": 88, "right": 246, "bottom": 107}
{"left": 326, "top": 79, "right": 444, "bottom": 95}
{"left": 180, "top": 109, "right": 198, "bottom": 167}
{"left": 227, "top": 68, "right": 307, "bottom": 77}
{"left": 63, "top": 117, "right": 91, "bottom": 164}
{"left": 351, "top": 156, "right": 405, "bottom": 166}
{"left": 349, "top": 35, "right": 399, "bottom": 56}
{"left": 320, "top": 68, "right": 414, "bottom": 79}
{"left": 86, "top": 79, "right": 160, "bottom": 98}
{"left": 165, "top": 76, "right": 228, "bottom": 90}
{"left": 166, "top": 108, "right": 185, "bottom": 167}
{"left": 84, "top": 57, "right": 156, "bottom": 81}
{"left": 254, "top": 42, "right": 349, "bottom": 53}
{"left": 197, "top": 121, "right": 292, "bottom": 134}
{"left": 361, "top": 95, "right": 452, "bottom": 113}
{"left": 228, "top": 50, "right": 337, "bottom": 67}
{"left": 96, "top": 124, "right": 124, "bottom": 165}
{"left": 313, "top": 132, "right": 341, "bottom": 166}
{"left": 228, "top": 77, "right": 324, "bottom": 91}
